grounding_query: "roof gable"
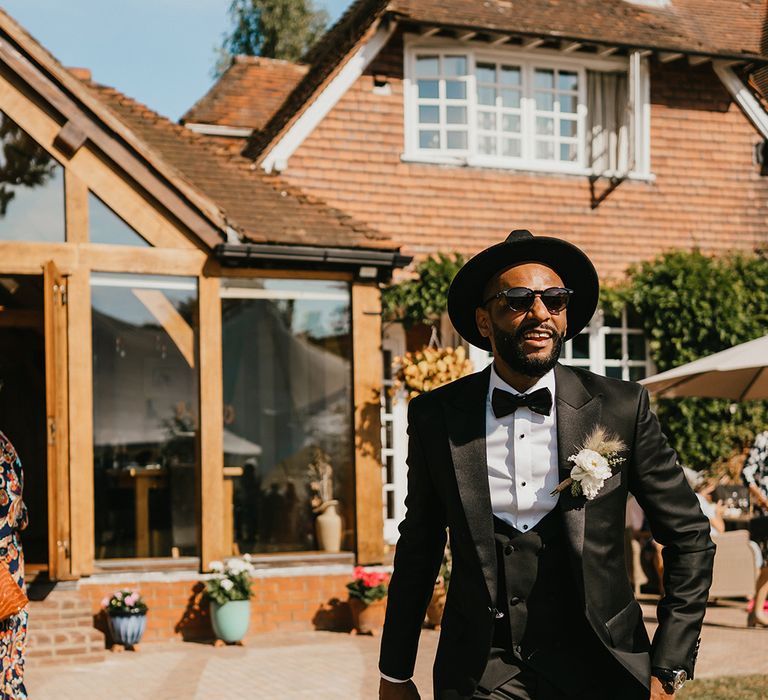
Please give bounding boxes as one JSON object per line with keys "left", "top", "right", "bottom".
{"left": 182, "top": 56, "right": 308, "bottom": 130}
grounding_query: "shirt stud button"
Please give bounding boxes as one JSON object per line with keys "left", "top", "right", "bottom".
{"left": 519, "top": 434, "right": 525, "bottom": 439}
{"left": 522, "top": 524, "right": 528, "bottom": 530}
{"left": 521, "top": 481, "right": 527, "bottom": 487}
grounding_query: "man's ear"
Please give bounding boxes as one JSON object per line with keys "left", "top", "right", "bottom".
{"left": 476, "top": 307, "right": 491, "bottom": 338}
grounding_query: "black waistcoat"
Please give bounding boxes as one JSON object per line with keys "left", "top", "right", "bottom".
{"left": 479, "top": 506, "right": 603, "bottom": 693}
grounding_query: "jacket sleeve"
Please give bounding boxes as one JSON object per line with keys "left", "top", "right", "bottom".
{"left": 379, "top": 395, "right": 447, "bottom": 681}
{"left": 628, "top": 388, "right": 715, "bottom": 677}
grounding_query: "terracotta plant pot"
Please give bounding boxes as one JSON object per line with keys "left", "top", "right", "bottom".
{"left": 349, "top": 596, "right": 386, "bottom": 635}
{"left": 425, "top": 583, "right": 447, "bottom": 629}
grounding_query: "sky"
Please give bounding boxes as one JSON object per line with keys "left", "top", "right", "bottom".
{"left": 2, "top": 0, "right": 354, "bottom": 121}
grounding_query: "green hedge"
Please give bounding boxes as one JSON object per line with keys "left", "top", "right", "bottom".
{"left": 613, "top": 249, "right": 768, "bottom": 470}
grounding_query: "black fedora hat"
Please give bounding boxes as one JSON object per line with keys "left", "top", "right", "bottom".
{"left": 447, "top": 230, "right": 599, "bottom": 351}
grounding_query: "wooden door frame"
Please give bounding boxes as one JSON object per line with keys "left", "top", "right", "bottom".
{"left": 43, "top": 260, "right": 73, "bottom": 579}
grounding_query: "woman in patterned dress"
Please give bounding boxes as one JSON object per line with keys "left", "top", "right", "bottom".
{"left": 0, "top": 432, "right": 28, "bottom": 699}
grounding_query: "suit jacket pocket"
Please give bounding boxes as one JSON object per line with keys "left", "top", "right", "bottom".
{"left": 605, "top": 599, "right": 643, "bottom": 651}
{"left": 586, "top": 470, "right": 623, "bottom": 504}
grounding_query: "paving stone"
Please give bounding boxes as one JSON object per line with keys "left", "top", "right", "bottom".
{"left": 25, "top": 602, "right": 767, "bottom": 700}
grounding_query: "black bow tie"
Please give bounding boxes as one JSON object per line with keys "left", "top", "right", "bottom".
{"left": 491, "top": 387, "right": 553, "bottom": 418}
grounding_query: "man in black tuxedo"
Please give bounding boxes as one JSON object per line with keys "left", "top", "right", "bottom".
{"left": 379, "top": 231, "right": 715, "bottom": 700}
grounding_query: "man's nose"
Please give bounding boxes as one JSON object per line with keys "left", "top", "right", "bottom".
{"left": 528, "top": 294, "right": 551, "bottom": 322}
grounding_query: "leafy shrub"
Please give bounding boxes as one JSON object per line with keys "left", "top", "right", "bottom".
{"left": 615, "top": 250, "right": 768, "bottom": 470}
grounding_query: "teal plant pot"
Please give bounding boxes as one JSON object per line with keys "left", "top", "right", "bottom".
{"left": 108, "top": 613, "right": 147, "bottom": 647}
{"left": 210, "top": 600, "right": 251, "bottom": 643}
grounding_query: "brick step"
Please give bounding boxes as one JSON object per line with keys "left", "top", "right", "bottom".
{"left": 27, "top": 628, "right": 106, "bottom": 665}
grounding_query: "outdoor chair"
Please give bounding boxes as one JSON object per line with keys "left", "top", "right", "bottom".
{"left": 709, "top": 529, "right": 759, "bottom": 599}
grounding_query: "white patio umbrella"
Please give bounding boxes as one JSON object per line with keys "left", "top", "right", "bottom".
{"left": 639, "top": 334, "right": 768, "bottom": 400}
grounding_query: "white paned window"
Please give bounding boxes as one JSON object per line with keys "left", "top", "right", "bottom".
{"left": 561, "top": 307, "right": 654, "bottom": 380}
{"left": 404, "top": 39, "right": 650, "bottom": 177}
{"left": 415, "top": 54, "right": 471, "bottom": 152}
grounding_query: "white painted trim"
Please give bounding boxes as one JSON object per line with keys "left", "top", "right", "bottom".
{"left": 184, "top": 122, "right": 253, "bottom": 138}
{"left": 261, "top": 22, "right": 396, "bottom": 173}
{"left": 713, "top": 61, "right": 768, "bottom": 140}
{"left": 403, "top": 37, "right": 653, "bottom": 178}
{"left": 399, "top": 153, "right": 656, "bottom": 181}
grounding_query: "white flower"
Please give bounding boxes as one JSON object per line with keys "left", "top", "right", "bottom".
{"left": 209, "top": 560, "right": 224, "bottom": 572}
{"left": 220, "top": 578, "right": 234, "bottom": 591}
{"left": 226, "top": 559, "right": 248, "bottom": 575}
{"left": 569, "top": 449, "right": 612, "bottom": 500}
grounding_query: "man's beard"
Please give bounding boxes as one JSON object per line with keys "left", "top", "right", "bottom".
{"left": 491, "top": 319, "right": 564, "bottom": 378}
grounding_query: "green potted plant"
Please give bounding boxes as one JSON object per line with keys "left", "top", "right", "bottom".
{"left": 101, "top": 589, "right": 148, "bottom": 651}
{"left": 206, "top": 555, "right": 256, "bottom": 645}
{"left": 346, "top": 566, "right": 389, "bottom": 635}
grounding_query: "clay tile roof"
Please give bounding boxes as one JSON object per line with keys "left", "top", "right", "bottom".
{"left": 81, "top": 79, "right": 393, "bottom": 250}
{"left": 181, "top": 56, "right": 308, "bottom": 130}
{"left": 244, "top": 0, "right": 768, "bottom": 160}
{"left": 388, "top": 0, "right": 768, "bottom": 59}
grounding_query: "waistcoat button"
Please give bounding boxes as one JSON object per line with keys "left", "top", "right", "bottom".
{"left": 509, "top": 596, "right": 522, "bottom": 606}
{"left": 504, "top": 544, "right": 515, "bottom": 555}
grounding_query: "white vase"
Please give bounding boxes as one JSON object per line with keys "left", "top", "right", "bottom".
{"left": 315, "top": 500, "right": 342, "bottom": 552}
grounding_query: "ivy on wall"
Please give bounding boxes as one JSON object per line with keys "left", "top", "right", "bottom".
{"left": 613, "top": 249, "right": 768, "bottom": 471}
{"left": 381, "top": 253, "right": 465, "bottom": 328}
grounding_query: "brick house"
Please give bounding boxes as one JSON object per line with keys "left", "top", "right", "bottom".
{"left": 0, "top": 8, "right": 409, "bottom": 660}
{"left": 183, "top": 0, "right": 768, "bottom": 542}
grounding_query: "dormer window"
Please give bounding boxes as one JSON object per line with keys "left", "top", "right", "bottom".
{"left": 403, "top": 38, "right": 650, "bottom": 177}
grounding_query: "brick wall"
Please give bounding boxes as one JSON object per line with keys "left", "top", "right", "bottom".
{"left": 76, "top": 572, "right": 355, "bottom": 645}
{"left": 282, "top": 32, "right": 768, "bottom": 281}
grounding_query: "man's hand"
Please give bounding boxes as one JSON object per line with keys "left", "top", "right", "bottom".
{"left": 650, "top": 676, "right": 675, "bottom": 699}
{"left": 379, "top": 678, "right": 420, "bottom": 700}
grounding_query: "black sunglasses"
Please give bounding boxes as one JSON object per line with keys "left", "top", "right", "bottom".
{"left": 482, "top": 286, "right": 574, "bottom": 313}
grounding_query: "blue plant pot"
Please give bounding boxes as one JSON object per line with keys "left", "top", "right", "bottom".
{"left": 108, "top": 613, "right": 147, "bottom": 647}
{"left": 210, "top": 600, "right": 251, "bottom": 643}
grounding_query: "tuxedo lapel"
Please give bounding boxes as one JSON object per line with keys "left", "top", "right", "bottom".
{"left": 555, "top": 364, "right": 602, "bottom": 598}
{"left": 443, "top": 365, "right": 497, "bottom": 606}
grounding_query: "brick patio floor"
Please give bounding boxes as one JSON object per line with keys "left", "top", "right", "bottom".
{"left": 27, "top": 601, "right": 768, "bottom": 700}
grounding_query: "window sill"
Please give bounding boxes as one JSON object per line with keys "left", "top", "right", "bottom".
{"left": 89, "top": 551, "right": 356, "bottom": 577}
{"left": 400, "top": 152, "right": 655, "bottom": 182}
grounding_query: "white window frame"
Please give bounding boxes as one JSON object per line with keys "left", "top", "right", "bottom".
{"left": 403, "top": 35, "right": 651, "bottom": 178}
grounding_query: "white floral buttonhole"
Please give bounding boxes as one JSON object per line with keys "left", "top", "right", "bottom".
{"left": 551, "top": 426, "right": 627, "bottom": 500}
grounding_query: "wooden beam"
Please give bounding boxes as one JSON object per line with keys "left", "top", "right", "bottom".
{"left": 561, "top": 41, "right": 583, "bottom": 53}
{"left": 490, "top": 34, "right": 511, "bottom": 46}
{"left": 659, "top": 52, "right": 683, "bottom": 63}
{"left": 419, "top": 26, "right": 439, "bottom": 38}
{"left": 456, "top": 31, "right": 477, "bottom": 42}
{"left": 64, "top": 170, "right": 89, "bottom": 244}
{"left": 79, "top": 245, "right": 207, "bottom": 275}
{"left": 523, "top": 37, "right": 545, "bottom": 50}
{"left": 0, "top": 243, "right": 75, "bottom": 275}
{"left": 53, "top": 119, "right": 88, "bottom": 158}
{"left": 197, "top": 275, "right": 226, "bottom": 569}
{"left": 351, "top": 282, "right": 385, "bottom": 564}
{"left": 66, "top": 268, "right": 95, "bottom": 576}
{"left": 597, "top": 45, "right": 619, "bottom": 57}
{"left": 689, "top": 55, "right": 710, "bottom": 66}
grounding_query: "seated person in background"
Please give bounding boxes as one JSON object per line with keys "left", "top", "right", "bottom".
{"left": 742, "top": 430, "right": 768, "bottom": 513}
{"left": 683, "top": 467, "right": 725, "bottom": 536}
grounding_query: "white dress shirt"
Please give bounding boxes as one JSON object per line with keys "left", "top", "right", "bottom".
{"left": 486, "top": 363, "right": 560, "bottom": 532}
{"left": 381, "top": 365, "right": 560, "bottom": 684}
